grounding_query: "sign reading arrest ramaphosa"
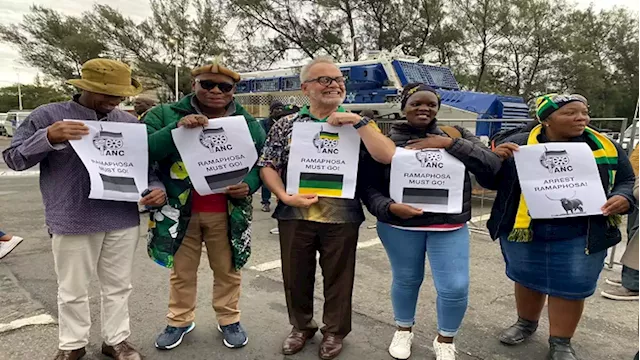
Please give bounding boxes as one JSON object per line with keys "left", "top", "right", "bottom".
{"left": 287, "top": 122, "right": 360, "bottom": 199}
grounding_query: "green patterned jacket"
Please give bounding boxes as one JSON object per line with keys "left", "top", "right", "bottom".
{"left": 144, "top": 94, "right": 265, "bottom": 270}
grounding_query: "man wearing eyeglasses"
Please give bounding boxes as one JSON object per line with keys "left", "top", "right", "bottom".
{"left": 144, "top": 62, "right": 265, "bottom": 351}
{"left": 258, "top": 56, "right": 396, "bottom": 359}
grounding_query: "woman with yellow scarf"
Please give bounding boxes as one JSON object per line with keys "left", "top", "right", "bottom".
{"left": 485, "top": 94, "right": 636, "bottom": 360}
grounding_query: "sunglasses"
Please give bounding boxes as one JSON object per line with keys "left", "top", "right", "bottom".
{"left": 196, "top": 79, "right": 235, "bottom": 93}
{"left": 304, "top": 76, "right": 346, "bottom": 86}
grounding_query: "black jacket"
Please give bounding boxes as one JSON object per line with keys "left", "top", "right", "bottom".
{"left": 358, "top": 121, "right": 502, "bottom": 227}
{"left": 483, "top": 129, "right": 636, "bottom": 254}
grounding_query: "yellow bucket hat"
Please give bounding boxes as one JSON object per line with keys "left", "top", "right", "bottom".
{"left": 67, "top": 59, "right": 143, "bottom": 97}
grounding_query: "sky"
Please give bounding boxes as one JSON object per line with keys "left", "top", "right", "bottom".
{"left": 0, "top": 0, "right": 638, "bottom": 86}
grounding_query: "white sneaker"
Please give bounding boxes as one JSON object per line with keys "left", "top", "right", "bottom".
{"left": 269, "top": 227, "right": 279, "bottom": 235}
{"left": 388, "top": 330, "right": 413, "bottom": 359}
{"left": 0, "top": 236, "right": 23, "bottom": 259}
{"left": 433, "top": 337, "right": 457, "bottom": 360}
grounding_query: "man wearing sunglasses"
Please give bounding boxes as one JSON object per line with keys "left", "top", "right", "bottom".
{"left": 258, "top": 56, "right": 396, "bottom": 360}
{"left": 144, "top": 62, "right": 266, "bottom": 351}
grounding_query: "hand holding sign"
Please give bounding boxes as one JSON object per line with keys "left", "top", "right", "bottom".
{"left": 177, "top": 115, "right": 208, "bottom": 128}
{"left": 47, "top": 121, "right": 90, "bottom": 143}
{"left": 327, "top": 112, "right": 361, "bottom": 127}
{"left": 405, "top": 134, "right": 453, "bottom": 150}
{"left": 389, "top": 203, "right": 423, "bottom": 219}
{"left": 493, "top": 143, "right": 519, "bottom": 161}
{"left": 283, "top": 193, "right": 319, "bottom": 208}
{"left": 602, "top": 195, "right": 630, "bottom": 216}
{"left": 226, "top": 183, "right": 250, "bottom": 199}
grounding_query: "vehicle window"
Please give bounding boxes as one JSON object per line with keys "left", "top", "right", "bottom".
{"left": 6, "top": 113, "right": 16, "bottom": 121}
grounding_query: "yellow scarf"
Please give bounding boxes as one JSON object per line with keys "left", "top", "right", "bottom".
{"left": 509, "top": 125, "right": 620, "bottom": 242}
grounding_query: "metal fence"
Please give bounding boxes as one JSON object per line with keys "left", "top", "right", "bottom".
{"left": 373, "top": 117, "right": 639, "bottom": 268}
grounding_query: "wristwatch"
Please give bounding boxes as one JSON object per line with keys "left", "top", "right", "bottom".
{"left": 353, "top": 117, "right": 371, "bottom": 129}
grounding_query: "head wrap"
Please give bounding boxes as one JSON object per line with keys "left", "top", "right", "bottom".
{"left": 400, "top": 83, "right": 441, "bottom": 110}
{"left": 535, "top": 93, "right": 588, "bottom": 121}
{"left": 269, "top": 101, "right": 284, "bottom": 113}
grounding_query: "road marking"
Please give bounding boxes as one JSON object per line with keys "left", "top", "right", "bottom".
{"left": 0, "top": 170, "right": 40, "bottom": 177}
{"left": 469, "top": 214, "right": 491, "bottom": 223}
{"left": 250, "top": 237, "right": 383, "bottom": 272}
{"left": 0, "top": 314, "right": 57, "bottom": 333}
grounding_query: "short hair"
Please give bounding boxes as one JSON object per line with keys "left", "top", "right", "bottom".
{"left": 299, "top": 56, "right": 337, "bottom": 83}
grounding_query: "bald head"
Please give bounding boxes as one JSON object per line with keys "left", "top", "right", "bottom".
{"left": 134, "top": 96, "right": 156, "bottom": 115}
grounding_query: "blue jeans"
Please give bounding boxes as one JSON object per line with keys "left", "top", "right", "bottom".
{"left": 377, "top": 222, "right": 470, "bottom": 337}
{"left": 261, "top": 186, "right": 271, "bottom": 205}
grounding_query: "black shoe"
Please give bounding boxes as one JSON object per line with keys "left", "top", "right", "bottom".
{"left": 498, "top": 317, "right": 538, "bottom": 345}
{"left": 547, "top": 337, "right": 578, "bottom": 360}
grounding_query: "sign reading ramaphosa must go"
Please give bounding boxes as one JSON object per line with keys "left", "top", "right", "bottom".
{"left": 389, "top": 147, "right": 465, "bottom": 213}
{"left": 171, "top": 116, "right": 258, "bottom": 196}
{"left": 513, "top": 143, "right": 607, "bottom": 219}
{"left": 286, "top": 122, "right": 360, "bottom": 199}
{"left": 66, "top": 120, "right": 149, "bottom": 202}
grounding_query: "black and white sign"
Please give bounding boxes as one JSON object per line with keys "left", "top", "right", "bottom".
{"left": 514, "top": 143, "right": 607, "bottom": 219}
{"left": 67, "top": 120, "right": 148, "bottom": 202}
{"left": 389, "top": 147, "right": 465, "bottom": 213}
{"left": 172, "top": 116, "right": 258, "bottom": 195}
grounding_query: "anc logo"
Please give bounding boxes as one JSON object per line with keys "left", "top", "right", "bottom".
{"left": 93, "top": 127, "right": 124, "bottom": 156}
{"left": 415, "top": 149, "right": 444, "bottom": 168}
{"left": 199, "top": 127, "right": 232, "bottom": 153}
{"left": 312, "top": 127, "right": 340, "bottom": 154}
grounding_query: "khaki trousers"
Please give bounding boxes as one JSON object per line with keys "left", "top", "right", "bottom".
{"left": 51, "top": 226, "right": 139, "bottom": 350}
{"left": 167, "top": 212, "right": 241, "bottom": 327}
{"left": 278, "top": 220, "right": 360, "bottom": 337}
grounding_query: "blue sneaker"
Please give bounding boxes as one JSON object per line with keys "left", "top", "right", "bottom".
{"left": 218, "top": 322, "right": 248, "bottom": 348}
{"left": 155, "top": 323, "right": 196, "bottom": 350}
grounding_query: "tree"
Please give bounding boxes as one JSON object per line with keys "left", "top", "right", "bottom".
{"left": 0, "top": 85, "right": 69, "bottom": 113}
{"left": 0, "top": 6, "right": 111, "bottom": 82}
{"left": 451, "top": 0, "right": 511, "bottom": 91}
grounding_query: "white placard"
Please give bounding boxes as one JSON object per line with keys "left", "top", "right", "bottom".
{"left": 286, "top": 122, "right": 360, "bottom": 199}
{"left": 389, "top": 147, "right": 465, "bottom": 213}
{"left": 67, "top": 120, "right": 149, "bottom": 202}
{"left": 514, "top": 143, "right": 607, "bottom": 219}
{"left": 171, "top": 116, "right": 258, "bottom": 195}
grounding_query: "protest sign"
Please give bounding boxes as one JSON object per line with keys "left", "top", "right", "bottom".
{"left": 286, "top": 122, "right": 360, "bottom": 199}
{"left": 67, "top": 120, "right": 148, "bottom": 202}
{"left": 172, "top": 116, "right": 258, "bottom": 195}
{"left": 514, "top": 143, "right": 607, "bottom": 219}
{"left": 390, "top": 147, "right": 465, "bottom": 213}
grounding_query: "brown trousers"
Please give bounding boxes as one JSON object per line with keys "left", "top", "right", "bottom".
{"left": 167, "top": 212, "right": 241, "bottom": 327}
{"left": 278, "top": 220, "right": 360, "bottom": 337}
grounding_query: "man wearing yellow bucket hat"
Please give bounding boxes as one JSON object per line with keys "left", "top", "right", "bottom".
{"left": 3, "top": 58, "right": 166, "bottom": 360}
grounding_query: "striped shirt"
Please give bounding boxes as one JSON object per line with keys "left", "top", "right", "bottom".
{"left": 2, "top": 98, "right": 160, "bottom": 235}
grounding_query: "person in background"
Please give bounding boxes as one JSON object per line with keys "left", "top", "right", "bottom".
{"left": 260, "top": 101, "right": 285, "bottom": 212}
{"left": 359, "top": 83, "right": 502, "bottom": 360}
{"left": 259, "top": 56, "right": 396, "bottom": 360}
{"left": 3, "top": 58, "right": 166, "bottom": 360}
{"left": 488, "top": 94, "right": 635, "bottom": 360}
{"left": 146, "top": 61, "right": 265, "bottom": 351}
{"left": 134, "top": 96, "right": 157, "bottom": 120}
{"left": 0, "top": 230, "right": 23, "bottom": 259}
{"left": 602, "top": 143, "right": 639, "bottom": 301}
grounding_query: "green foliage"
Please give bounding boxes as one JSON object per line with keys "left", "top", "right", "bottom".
{"left": 0, "top": 85, "right": 69, "bottom": 113}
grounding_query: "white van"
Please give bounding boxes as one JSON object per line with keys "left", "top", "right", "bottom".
{"left": 4, "top": 111, "right": 31, "bottom": 137}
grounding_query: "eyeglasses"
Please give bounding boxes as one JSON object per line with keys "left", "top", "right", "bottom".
{"left": 196, "top": 79, "right": 235, "bottom": 93}
{"left": 304, "top": 76, "right": 346, "bottom": 86}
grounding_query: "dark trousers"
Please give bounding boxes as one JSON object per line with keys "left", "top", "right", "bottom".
{"left": 622, "top": 208, "right": 640, "bottom": 291}
{"left": 261, "top": 186, "right": 271, "bottom": 205}
{"left": 278, "top": 220, "right": 360, "bottom": 337}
